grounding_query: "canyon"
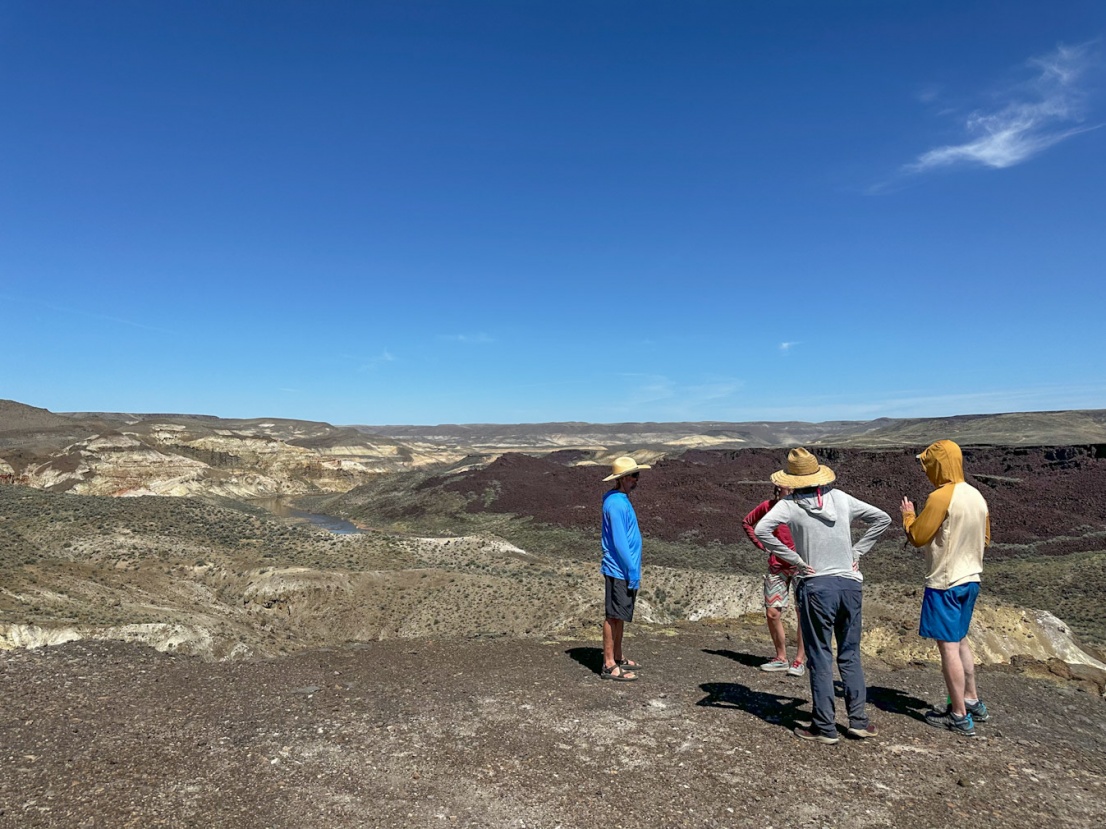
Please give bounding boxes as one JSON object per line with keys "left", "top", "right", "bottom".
{"left": 3, "top": 399, "right": 1106, "bottom": 827}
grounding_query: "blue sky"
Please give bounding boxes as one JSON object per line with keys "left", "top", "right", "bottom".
{"left": 2, "top": 1, "right": 1104, "bottom": 426}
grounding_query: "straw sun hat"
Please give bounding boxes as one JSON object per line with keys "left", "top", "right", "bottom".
{"left": 769, "top": 448, "right": 836, "bottom": 488}
{"left": 603, "top": 456, "right": 652, "bottom": 482}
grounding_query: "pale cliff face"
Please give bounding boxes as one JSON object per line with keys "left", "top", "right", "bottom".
{"left": 5, "top": 422, "right": 467, "bottom": 498}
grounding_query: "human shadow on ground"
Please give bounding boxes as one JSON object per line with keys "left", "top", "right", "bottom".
{"left": 696, "top": 682, "right": 809, "bottom": 730}
{"left": 866, "top": 685, "right": 931, "bottom": 723}
{"left": 565, "top": 647, "right": 604, "bottom": 675}
{"left": 702, "top": 649, "right": 768, "bottom": 669}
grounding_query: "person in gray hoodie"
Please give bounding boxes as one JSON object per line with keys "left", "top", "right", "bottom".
{"left": 755, "top": 448, "right": 891, "bottom": 744}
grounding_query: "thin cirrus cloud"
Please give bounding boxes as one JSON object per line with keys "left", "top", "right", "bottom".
{"left": 357, "top": 352, "right": 396, "bottom": 372}
{"left": 904, "top": 42, "right": 1098, "bottom": 175}
{"left": 750, "top": 381, "right": 1106, "bottom": 422}
{"left": 607, "top": 373, "right": 744, "bottom": 419}
{"left": 439, "top": 333, "right": 495, "bottom": 344}
{"left": 779, "top": 341, "right": 800, "bottom": 354}
{"left": 0, "top": 293, "right": 177, "bottom": 336}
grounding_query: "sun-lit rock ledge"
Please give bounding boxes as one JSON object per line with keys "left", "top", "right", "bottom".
{"left": 0, "top": 622, "right": 250, "bottom": 661}
{"left": 3, "top": 557, "right": 1104, "bottom": 696}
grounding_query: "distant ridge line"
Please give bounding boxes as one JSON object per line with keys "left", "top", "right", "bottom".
{"left": 3, "top": 400, "right": 1106, "bottom": 451}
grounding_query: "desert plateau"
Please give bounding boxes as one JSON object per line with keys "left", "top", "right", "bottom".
{"left": 1, "top": 399, "right": 1105, "bottom": 828}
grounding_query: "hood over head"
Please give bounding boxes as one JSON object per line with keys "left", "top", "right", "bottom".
{"left": 791, "top": 485, "right": 838, "bottom": 522}
{"left": 917, "top": 440, "right": 965, "bottom": 487}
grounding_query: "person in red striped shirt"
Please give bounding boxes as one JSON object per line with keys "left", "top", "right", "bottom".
{"left": 742, "top": 485, "right": 807, "bottom": 676}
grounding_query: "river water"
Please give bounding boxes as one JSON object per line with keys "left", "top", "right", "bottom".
{"left": 251, "top": 498, "right": 362, "bottom": 535}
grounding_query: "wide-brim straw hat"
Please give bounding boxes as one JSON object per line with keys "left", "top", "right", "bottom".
{"left": 603, "top": 456, "right": 652, "bottom": 482}
{"left": 770, "top": 447, "right": 836, "bottom": 488}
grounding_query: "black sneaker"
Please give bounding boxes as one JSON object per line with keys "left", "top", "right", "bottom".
{"left": 965, "top": 699, "right": 990, "bottom": 722}
{"left": 925, "top": 707, "right": 976, "bottom": 737}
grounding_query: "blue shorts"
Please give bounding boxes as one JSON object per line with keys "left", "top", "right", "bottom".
{"left": 919, "top": 582, "right": 980, "bottom": 642}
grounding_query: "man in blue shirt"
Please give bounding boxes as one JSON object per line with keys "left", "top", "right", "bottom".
{"left": 600, "top": 456, "right": 650, "bottom": 681}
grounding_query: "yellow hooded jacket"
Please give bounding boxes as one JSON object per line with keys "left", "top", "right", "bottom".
{"left": 903, "top": 440, "right": 991, "bottom": 590}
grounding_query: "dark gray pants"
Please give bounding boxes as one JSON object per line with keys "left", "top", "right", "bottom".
{"left": 796, "top": 576, "right": 868, "bottom": 737}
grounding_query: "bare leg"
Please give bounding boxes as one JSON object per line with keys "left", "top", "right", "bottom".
{"left": 936, "top": 640, "right": 967, "bottom": 716}
{"left": 765, "top": 607, "right": 787, "bottom": 662}
{"left": 960, "top": 638, "right": 979, "bottom": 701}
{"left": 603, "top": 617, "right": 623, "bottom": 668}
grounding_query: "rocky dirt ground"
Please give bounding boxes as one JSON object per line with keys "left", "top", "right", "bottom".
{"left": 2, "top": 623, "right": 1104, "bottom": 829}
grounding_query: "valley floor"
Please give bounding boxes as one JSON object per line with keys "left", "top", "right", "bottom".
{"left": 2, "top": 623, "right": 1104, "bottom": 829}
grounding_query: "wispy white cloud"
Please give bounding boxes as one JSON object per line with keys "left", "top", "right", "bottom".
{"left": 916, "top": 84, "right": 942, "bottom": 104}
{"left": 616, "top": 373, "right": 676, "bottom": 408}
{"left": 1, "top": 293, "right": 177, "bottom": 335}
{"left": 746, "top": 382, "right": 1106, "bottom": 423}
{"left": 358, "top": 351, "right": 396, "bottom": 372}
{"left": 605, "top": 373, "right": 745, "bottom": 419}
{"left": 904, "top": 42, "right": 1098, "bottom": 175}
{"left": 779, "top": 341, "right": 800, "bottom": 355}
{"left": 439, "top": 333, "right": 495, "bottom": 344}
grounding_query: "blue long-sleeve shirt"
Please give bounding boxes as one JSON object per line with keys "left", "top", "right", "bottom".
{"left": 601, "top": 490, "right": 642, "bottom": 589}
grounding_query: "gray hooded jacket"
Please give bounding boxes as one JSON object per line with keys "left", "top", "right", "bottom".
{"left": 754, "top": 488, "right": 891, "bottom": 582}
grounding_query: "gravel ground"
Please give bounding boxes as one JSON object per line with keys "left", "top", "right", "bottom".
{"left": 2, "top": 624, "right": 1104, "bottom": 829}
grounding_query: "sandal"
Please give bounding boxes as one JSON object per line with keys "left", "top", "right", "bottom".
{"left": 616, "top": 658, "right": 642, "bottom": 670}
{"left": 600, "top": 664, "right": 638, "bottom": 682}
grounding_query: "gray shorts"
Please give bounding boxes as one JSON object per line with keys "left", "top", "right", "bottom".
{"left": 605, "top": 576, "right": 637, "bottom": 622}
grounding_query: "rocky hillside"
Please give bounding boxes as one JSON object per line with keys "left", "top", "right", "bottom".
{"left": 0, "top": 400, "right": 463, "bottom": 497}
{"left": 7, "top": 400, "right": 1106, "bottom": 500}
{"left": 360, "top": 409, "right": 1106, "bottom": 449}
{"left": 428, "top": 444, "right": 1106, "bottom": 554}
{"left": 3, "top": 402, "right": 1105, "bottom": 827}
{"left": 3, "top": 399, "right": 1106, "bottom": 677}
{"left": 2, "top": 480, "right": 1104, "bottom": 680}
{"left": 320, "top": 444, "right": 1106, "bottom": 650}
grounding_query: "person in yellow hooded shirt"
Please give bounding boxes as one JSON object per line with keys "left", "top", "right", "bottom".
{"left": 901, "top": 439, "right": 991, "bottom": 738}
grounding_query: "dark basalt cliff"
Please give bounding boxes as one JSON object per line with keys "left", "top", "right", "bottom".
{"left": 438, "top": 445, "right": 1106, "bottom": 555}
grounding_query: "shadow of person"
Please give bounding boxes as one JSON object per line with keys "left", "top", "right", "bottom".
{"left": 565, "top": 646, "right": 604, "bottom": 675}
{"left": 697, "top": 682, "right": 808, "bottom": 730}
{"left": 702, "top": 649, "right": 768, "bottom": 669}
{"left": 866, "top": 685, "right": 931, "bottom": 722}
